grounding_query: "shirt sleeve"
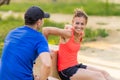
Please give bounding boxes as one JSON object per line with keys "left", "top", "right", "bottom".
{"left": 35, "top": 34, "right": 50, "bottom": 55}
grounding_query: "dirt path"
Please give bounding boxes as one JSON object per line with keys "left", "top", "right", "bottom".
{"left": 102, "top": 0, "right": 120, "bottom": 4}
{"left": 50, "top": 14, "right": 120, "bottom": 30}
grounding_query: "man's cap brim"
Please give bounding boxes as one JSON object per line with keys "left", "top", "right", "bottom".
{"left": 44, "top": 13, "right": 50, "bottom": 18}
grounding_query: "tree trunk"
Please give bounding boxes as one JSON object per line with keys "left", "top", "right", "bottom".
{"left": 0, "top": 0, "right": 10, "bottom": 6}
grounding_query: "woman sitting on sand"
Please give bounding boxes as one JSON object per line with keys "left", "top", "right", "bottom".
{"left": 43, "top": 8, "right": 116, "bottom": 80}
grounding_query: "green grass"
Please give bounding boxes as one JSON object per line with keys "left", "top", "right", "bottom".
{"left": 0, "top": 42, "right": 3, "bottom": 57}
{"left": 0, "top": 16, "right": 109, "bottom": 44}
{"left": 84, "top": 28, "right": 108, "bottom": 42}
{"left": 0, "top": 0, "right": 120, "bottom": 16}
{"left": 0, "top": 16, "right": 24, "bottom": 42}
{"left": 0, "top": 16, "right": 109, "bottom": 56}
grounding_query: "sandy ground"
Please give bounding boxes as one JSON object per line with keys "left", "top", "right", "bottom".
{"left": 102, "top": 0, "right": 120, "bottom": 3}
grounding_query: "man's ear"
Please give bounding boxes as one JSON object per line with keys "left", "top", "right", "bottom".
{"left": 37, "top": 19, "right": 42, "bottom": 25}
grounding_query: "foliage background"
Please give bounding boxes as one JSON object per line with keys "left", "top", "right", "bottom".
{"left": 0, "top": 0, "right": 119, "bottom": 56}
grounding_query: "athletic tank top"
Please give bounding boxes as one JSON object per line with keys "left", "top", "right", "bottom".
{"left": 58, "top": 29, "right": 82, "bottom": 71}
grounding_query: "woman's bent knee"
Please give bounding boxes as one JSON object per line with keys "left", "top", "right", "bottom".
{"left": 93, "top": 72, "right": 106, "bottom": 80}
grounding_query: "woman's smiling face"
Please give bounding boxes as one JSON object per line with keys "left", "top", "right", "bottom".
{"left": 72, "top": 17, "right": 87, "bottom": 34}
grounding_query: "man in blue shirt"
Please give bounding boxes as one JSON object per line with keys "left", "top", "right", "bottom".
{"left": 0, "top": 6, "right": 52, "bottom": 80}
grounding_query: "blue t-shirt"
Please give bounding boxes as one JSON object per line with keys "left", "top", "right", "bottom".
{"left": 0, "top": 58, "right": 1, "bottom": 71}
{"left": 0, "top": 26, "right": 50, "bottom": 80}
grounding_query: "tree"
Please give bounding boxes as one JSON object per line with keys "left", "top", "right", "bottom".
{"left": 0, "top": 0, "right": 10, "bottom": 6}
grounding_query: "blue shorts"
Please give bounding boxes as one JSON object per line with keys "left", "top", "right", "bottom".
{"left": 58, "top": 63, "right": 87, "bottom": 80}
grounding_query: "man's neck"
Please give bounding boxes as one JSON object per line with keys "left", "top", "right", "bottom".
{"left": 25, "top": 25, "right": 38, "bottom": 31}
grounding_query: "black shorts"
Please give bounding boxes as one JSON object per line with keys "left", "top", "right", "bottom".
{"left": 58, "top": 63, "right": 87, "bottom": 80}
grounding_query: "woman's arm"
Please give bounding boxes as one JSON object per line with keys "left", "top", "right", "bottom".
{"left": 42, "top": 27, "right": 72, "bottom": 40}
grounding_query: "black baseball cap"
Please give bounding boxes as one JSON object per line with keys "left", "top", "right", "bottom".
{"left": 24, "top": 6, "right": 50, "bottom": 22}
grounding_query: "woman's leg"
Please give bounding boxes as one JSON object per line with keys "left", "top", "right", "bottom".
{"left": 70, "top": 68, "right": 107, "bottom": 80}
{"left": 33, "top": 50, "right": 59, "bottom": 80}
{"left": 50, "top": 50, "right": 61, "bottom": 79}
{"left": 87, "top": 66, "right": 116, "bottom": 80}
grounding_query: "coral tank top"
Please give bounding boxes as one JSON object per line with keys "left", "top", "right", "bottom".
{"left": 58, "top": 29, "right": 82, "bottom": 71}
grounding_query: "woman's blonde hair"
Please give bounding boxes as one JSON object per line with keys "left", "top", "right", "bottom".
{"left": 73, "top": 8, "right": 88, "bottom": 24}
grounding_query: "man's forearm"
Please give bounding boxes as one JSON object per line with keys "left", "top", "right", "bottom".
{"left": 39, "top": 64, "right": 51, "bottom": 80}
